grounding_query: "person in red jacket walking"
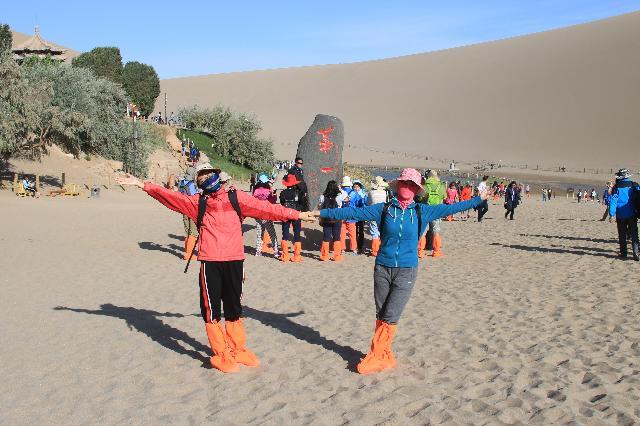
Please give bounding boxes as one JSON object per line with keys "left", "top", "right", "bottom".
{"left": 117, "top": 163, "right": 305, "bottom": 373}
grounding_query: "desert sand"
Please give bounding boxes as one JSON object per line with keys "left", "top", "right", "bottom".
{"left": 155, "top": 12, "right": 640, "bottom": 173}
{"left": 1, "top": 184, "right": 639, "bottom": 424}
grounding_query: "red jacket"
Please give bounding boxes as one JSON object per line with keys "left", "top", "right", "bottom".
{"left": 144, "top": 183, "right": 299, "bottom": 261}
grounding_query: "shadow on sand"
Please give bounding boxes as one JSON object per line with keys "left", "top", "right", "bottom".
{"left": 54, "top": 304, "right": 363, "bottom": 371}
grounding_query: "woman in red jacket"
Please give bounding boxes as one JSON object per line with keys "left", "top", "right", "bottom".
{"left": 117, "top": 164, "right": 305, "bottom": 373}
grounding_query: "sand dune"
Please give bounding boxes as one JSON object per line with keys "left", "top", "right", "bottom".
{"left": 156, "top": 12, "right": 640, "bottom": 171}
{"left": 1, "top": 187, "right": 639, "bottom": 423}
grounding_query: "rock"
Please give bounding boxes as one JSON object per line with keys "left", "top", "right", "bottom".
{"left": 295, "top": 114, "right": 344, "bottom": 208}
{"left": 547, "top": 390, "right": 566, "bottom": 402}
{"left": 590, "top": 393, "right": 606, "bottom": 403}
{"left": 581, "top": 372, "right": 596, "bottom": 384}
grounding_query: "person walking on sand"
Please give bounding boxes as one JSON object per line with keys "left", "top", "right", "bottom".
{"left": 367, "top": 176, "right": 389, "bottom": 256}
{"left": 317, "top": 180, "right": 348, "bottom": 261}
{"left": 477, "top": 176, "right": 490, "bottom": 222}
{"left": 504, "top": 181, "right": 521, "bottom": 220}
{"left": 178, "top": 166, "right": 199, "bottom": 260}
{"left": 459, "top": 182, "right": 473, "bottom": 219}
{"left": 309, "top": 168, "right": 489, "bottom": 374}
{"left": 609, "top": 169, "right": 640, "bottom": 261}
{"left": 600, "top": 182, "right": 613, "bottom": 222}
{"left": 418, "top": 170, "right": 445, "bottom": 257}
{"left": 444, "top": 181, "right": 458, "bottom": 221}
{"left": 253, "top": 174, "right": 280, "bottom": 259}
{"left": 351, "top": 180, "right": 368, "bottom": 254}
{"left": 116, "top": 164, "right": 308, "bottom": 373}
{"left": 339, "top": 176, "right": 358, "bottom": 255}
{"left": 279, "top": 173, "right": 306, "bottom": 262}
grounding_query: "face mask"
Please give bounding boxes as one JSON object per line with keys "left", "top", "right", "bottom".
{"left": 199, "top": 173, "right": 222, "bottom": 194}
{"left": 396, "top": 183, "right": 416, "bottom": 201}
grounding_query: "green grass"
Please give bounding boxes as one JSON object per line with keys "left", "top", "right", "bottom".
{"left": 176, "top": 129, "right": 254, "bottom": 181}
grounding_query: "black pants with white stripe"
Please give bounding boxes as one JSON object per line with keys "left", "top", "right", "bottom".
{"left": 199, "top": 260, "right": 244, "bottom": 323}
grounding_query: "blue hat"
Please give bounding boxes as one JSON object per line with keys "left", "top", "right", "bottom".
{"left": 257, "top": 174, "right": 270, "bottom": 184}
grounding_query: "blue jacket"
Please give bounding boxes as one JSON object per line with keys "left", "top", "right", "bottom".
{"left": 609, "top": 179, "right": 639, "bottom": 219}
{"left": 321, "top": 196, "right": 482, "bottom": 267}
{"left": 602, "top": 188, "right": 611, "bottom": 206}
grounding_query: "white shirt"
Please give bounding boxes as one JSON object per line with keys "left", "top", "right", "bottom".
{"left": 477, "top": 181, "right": 487, "bottom": 194}
{"left": 318, "top": 192, "right": 347, "bottom": 209}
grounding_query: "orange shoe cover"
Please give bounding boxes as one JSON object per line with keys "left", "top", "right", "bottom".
{"left": 292, "top": 242, "right": 302, "bottom": 262}
{"left": 205, "top": 321, "right": 239, "bottom": 373}
{"left": 280, "top": 241, "right": 290, "bottom": 262}
{"left": 319, "top": 241, "right": 330, "bottom": 261}
{"left": 432, "top": 234, "right": 443, "bottom": 258}
{"left": 225, "top": 319, "right": 260, "bottom": 367}
{"left": 417, "top": 235, "right": 426, "bottom": 258}
{"left": 261, "top": 232, "right": 273, "bottom": 254}
{"left": 357, "top": 321, "right": 397, "bottom": 375}
{"left": 184, "top": 235, "right": 198, "bottom": 261}
{"left": 371, "top": 238, "right": 381, "bottom": 257}
{"left": 332, "top": 241, "right": 343, "bottom": 262}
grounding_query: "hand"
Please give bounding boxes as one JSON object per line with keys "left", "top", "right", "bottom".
{"left": 299, "top": 211, "right": 320, "bottom": 222}
{"left": 116, "top": 173, "right": 144, "bottom": 188}
{"left": 480, "top": 189, "right": 491, "bottom": 201}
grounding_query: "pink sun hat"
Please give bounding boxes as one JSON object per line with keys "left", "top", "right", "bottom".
{"left": 389, "top": 168, "right": 426, "bottom": 196}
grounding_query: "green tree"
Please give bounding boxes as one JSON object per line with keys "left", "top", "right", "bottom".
{"left": 0, "top": 24, "right": 12, "bottom": 54}
{"left": 122, "top": 61, "right": 160, "bottom": 117}
{"left": 72, "top": 47, "right": 123, "bottom": 84}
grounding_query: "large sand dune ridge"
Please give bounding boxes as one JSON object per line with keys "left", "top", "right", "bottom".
{"left": 156, "top": 12, "right": 640, "bottom": 171}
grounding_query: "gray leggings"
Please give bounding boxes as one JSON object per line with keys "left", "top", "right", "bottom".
{"left": 373, "top": 264, "right": 418, "bottom": 324}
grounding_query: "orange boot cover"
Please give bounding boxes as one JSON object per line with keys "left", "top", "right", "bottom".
{"left": 319, "top": 241, "right": 330, "bottom": 261}
{"left": 357, "top": 321, "right": 397, "bottom": 375}
{"left": 371, "top": 238, "right": 381, "bottom": 257}
{"left": 432, "top": 234, "right": 443, "bottom": 257}
{"left": 225, "top": 319, "right": 260, "bottom": 367}
{"left": 261, "top": 232, "right": 273, "bottom": 254}
{"left": 346, "top": 223, "right": 358, "bottom": 252}
{"left": 184, "top": 235, "right": 198, "bottom": 261}
{"left": 292, "top": 242, "right": 302, "bottom": 262}
{"left": 280, "top": 241, "right": 290, "bottom": 262}
{"left": 205, "top": 321, "right": 239, "bottom": 373}
{"left": 332, "top": 241, "right": 343, "bottom": 262}
{"left": 417, "top": 235, "right": 426, "bottom": 258}
{"left": 340, "top": 223, "right": 347, "bottom": 254}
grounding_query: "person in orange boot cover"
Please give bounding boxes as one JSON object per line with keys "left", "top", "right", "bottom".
{"left": 312, "top": 168, "right": 489, "bottom": 375}
{"left": 117, "top": 163, "right": 309, "bottom": 373}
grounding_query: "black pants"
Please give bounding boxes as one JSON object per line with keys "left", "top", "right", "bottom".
{"left": 477, "top": 200, "right": 489, "bottom": 222}
{"left": 356, "top": 221, "right": 365, "bottom": 253}
{"left": 616, "top": 218, "right": 639, "bottom": 257}
{"left": 282, "top": 219, "right": 302, "bottom": 242}
{"left": 322, "top": 221, "right": 341, "bottom": 242}
{"left": 199, "top": 260, "right": 244, "bottom": 323}
{"left": 504, "top": 207, "right": 515, "bottom": 220}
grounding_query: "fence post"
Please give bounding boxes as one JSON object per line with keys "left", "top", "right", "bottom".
{"left": 61, "top": 172, "right": 66, "bottom": 188}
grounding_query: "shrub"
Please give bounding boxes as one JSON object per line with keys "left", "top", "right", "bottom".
{"left": 72, "top": 47, "right": 123, "bottom": 85}
{"left": 122, "top": 61, "right": 160, "bottom": 117}
{"left": 0, "top": 24, "right": 11, "bottom": 54}
{"left": 178, "top": 105, "right": 274, "bottom": 171}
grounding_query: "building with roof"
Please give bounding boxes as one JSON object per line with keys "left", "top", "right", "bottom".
{"left": 11, "top": 26, "right": 79, "bottom": 63}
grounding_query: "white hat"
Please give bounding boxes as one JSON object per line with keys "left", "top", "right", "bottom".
{"left": 194, "top": 162, "right": 220, "bottom": 176}
{"left": 219, "top": 171, "right": 231, "bottom": 182}
{"left": 341, "top": 176, "right": 353, "bottom": 187}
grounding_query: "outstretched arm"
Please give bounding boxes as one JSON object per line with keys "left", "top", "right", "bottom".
{"left": 236, "top": 190, "right": 300, "bottom": 222}
{"left": 116, "top": 174, "right": 198, "bottom": 219}
{"left": 421, "top": 189, "right": 490, "bottom": 222}
{"left": 319, "top": 203, "right": 385, "bottom": 222}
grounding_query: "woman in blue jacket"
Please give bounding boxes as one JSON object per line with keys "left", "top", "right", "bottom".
{"left": 309, "top": 168, "right": 488, "bottom": 374}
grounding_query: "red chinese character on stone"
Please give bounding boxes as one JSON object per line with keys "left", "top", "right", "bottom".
{"left": 317, "top": 126, "right": 334, "bottom": 153}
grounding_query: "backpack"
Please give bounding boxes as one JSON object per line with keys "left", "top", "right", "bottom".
{"left": 178, "top": 179, "right": 196, "bottom": 196}
{"left": 378, "top": 202, "right": 422, "bottom": 237}
{"left": 319, "top": 195, "right": 339, "bottom": 225}
{"left": 341, "top": 189, "right": 353, "bottom": 208}
{"left": 281, "top": 188, "right": 301, "bottom": 210}
{"left": 184, "top": 189, "right": 242, "bottom": 273}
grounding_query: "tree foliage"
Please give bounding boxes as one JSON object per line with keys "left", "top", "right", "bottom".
{"left": 0, "top": 55, "right": 163, "bottom": 176}
{"left": 0, "top": 24, "right": 12, "bottom": 54}
{"left": 122, "top": 61, "right": 160, "bottom": 117}
{"left": 179, "top": 105, "right": 275, "bottom": 171}
{"left": 72, "top": 47, "right": 123, "bottom": 85}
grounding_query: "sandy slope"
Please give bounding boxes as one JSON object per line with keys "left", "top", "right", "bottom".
{"left": 156, "top": 12, "right": 640, "bottom": 172}
{"left": 1, "top": 186, "right": 638, "bottom": 424}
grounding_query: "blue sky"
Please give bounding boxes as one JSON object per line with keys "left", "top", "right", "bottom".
{"left": 4, "top": 0, "right": 638, "bottom": 79}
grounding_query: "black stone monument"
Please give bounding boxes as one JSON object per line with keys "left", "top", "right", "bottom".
{"left": 295, "top": 114, "right": 344, "bottom": 208}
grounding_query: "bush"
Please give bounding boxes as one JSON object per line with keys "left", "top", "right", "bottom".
{"left": 178, "top": 105, "right": 274, "bottom": 171}
{"left": 72, "top": 47, "right": 123, "bottom": 85}
{"left": 122, "top": 61, "right": 160, "bottom": 117}
{"left": 0, "top": 24, "right": 11, "bottom": 54}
